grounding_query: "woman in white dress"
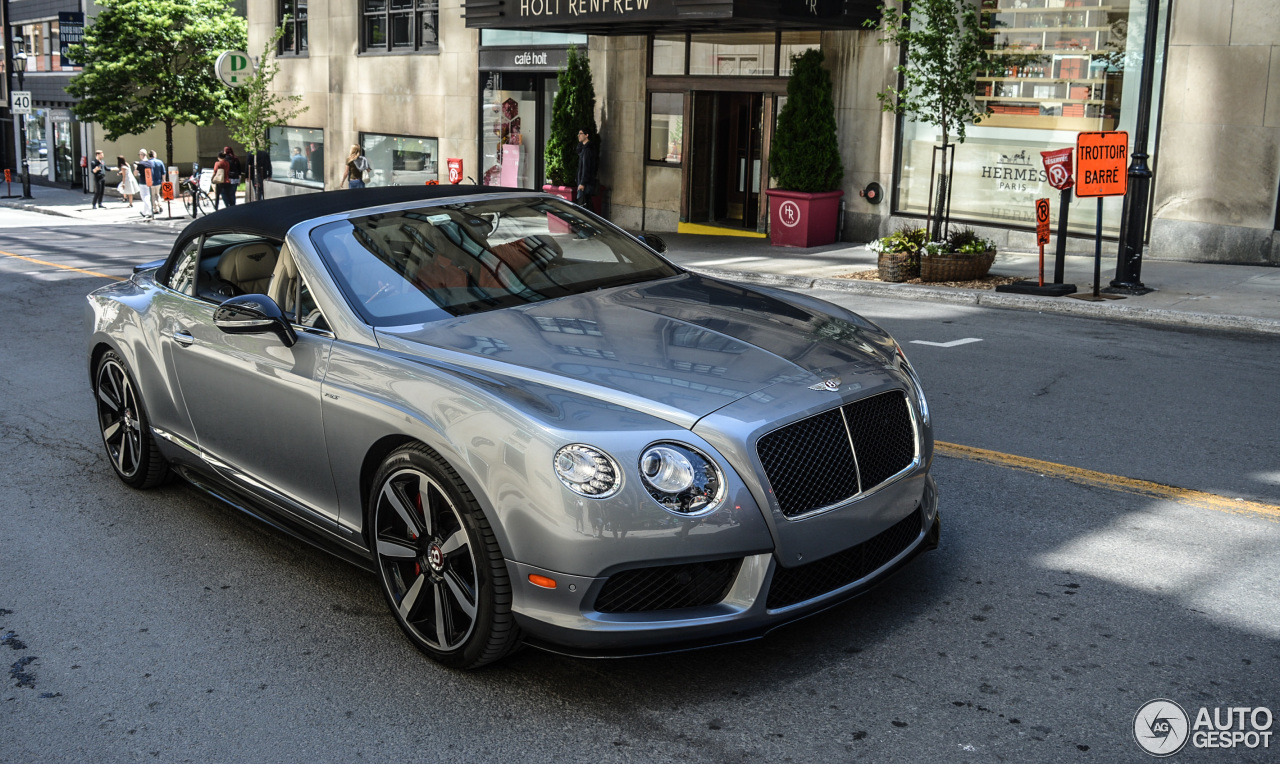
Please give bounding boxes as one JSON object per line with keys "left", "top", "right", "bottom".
{"left": 116, "top": 155, "right": 139, "bottom": 206}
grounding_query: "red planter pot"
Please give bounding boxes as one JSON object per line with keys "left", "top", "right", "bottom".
{"left": 765, "top": 189, "right": 844, "bottom": 248}
{"left": 542, "top": 184, "right": 574, "bottom": 202}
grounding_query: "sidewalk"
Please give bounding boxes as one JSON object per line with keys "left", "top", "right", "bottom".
{"left": 2, "top": 184, "right": 1277, "bottom": 335}
{"left": 0, "top": 181, "right": 231, "bottom": 230}
{"left": 658, "top": 233, "right": 1280, "bottom": 336}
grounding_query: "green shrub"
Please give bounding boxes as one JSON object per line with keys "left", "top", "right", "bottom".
{"left": 545, "top": 45, "right": 597, "bottom": 188}
{"left": 771, "top": 49, "right": 842, "bottom": 193}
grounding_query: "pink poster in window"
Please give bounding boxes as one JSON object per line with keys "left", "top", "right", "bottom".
{"left": 500, "top": 144, "right": 520, "bottom": 187}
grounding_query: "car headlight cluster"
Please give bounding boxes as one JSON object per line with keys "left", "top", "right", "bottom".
{"left": 553, "top": 442, "right": 726, "bottom": 515}
{"left": 554, "top": 444, "right": 621, "bottom": 498}
{"left": 639, "top": 443, "right": 724, "bottom": 515}
{"left": 894, "top": 341, "right": 930, "bottom": 425}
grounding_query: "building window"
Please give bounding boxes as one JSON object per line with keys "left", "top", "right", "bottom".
{"left": 779, "top": 31, "right": 821, "bottom": 77}
{"left": 689, "top": 32, "right": 776, "bottom": 77}
{"left": 479, "top": 30, "right": 586, "bottom": 46}
{"left": 647, "top": 93, "right": 684, "bottom": 165}
{"left": 651, "top": 34, "right": 686, "bottom": 76}
{"left": 278, "top": 0, "right": 308, "bottom": 55}
{"left": 649, "top": 32, "right": 818, "bottom": 78}
{"left": 359, "top": 133, "right": 439, "bottom": 185}
{"left": 15, "top": 20, "right": 80, "bottom": 72}
{"left": 894, "top": 0, "right": 1169, "bottom": 236}
{"left": 268, "top": 126, "right": 324, "bottom": 188}
{"left": 361, "top": 0, "right": 439, "bottom": 54}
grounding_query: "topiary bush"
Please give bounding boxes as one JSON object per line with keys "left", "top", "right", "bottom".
{"left": 545, "top": 45, "right": 597, "bottom": 188}
{"left": 771, "top": 48, "right": 842, "bottom": 193}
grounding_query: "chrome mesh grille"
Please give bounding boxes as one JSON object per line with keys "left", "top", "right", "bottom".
{"left": 766, "top": 508, "right": 923, "bottom": 609}
{"left": 594, "top": 558, "right": 741, "bottom": 613}
{"left": 756, "top": 390, "right": 916, "bottom": 518}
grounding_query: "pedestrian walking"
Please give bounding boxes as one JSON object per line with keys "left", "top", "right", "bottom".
{"left": 575, "top": 126, "right": 599, "bottom": 208}
{"left": 147, "top": 150, "right": 166, "bottom": 216}
{"left": 211, "top": 151, "right": 235, "bottom": 209}
{"left": 340, "top": 145, "right": 369, "bottom": 189}
{"left": 135, "top": 149, "right": 154, "bottom": 218}
{"left": 116, "top": 156, "right": 138, "bottom": 207}
{"left": 90, "top": 150, "right": 107, "bottom": 209}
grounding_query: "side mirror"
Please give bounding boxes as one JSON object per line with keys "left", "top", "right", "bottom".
{"left": 214, "top": 294, "right": 297, "bottom": 347}
{"left": 638, "top": 233, "right": 667, "bottom": 253}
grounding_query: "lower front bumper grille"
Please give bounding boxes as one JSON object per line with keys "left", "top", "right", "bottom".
{"left": 765, "top": 508, "right": 923, "bottom": 609}
{"left": 595, "top": 558, "right": 742, "bottom": 613}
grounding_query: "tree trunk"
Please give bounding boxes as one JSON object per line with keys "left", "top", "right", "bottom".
{"left": 164, "top": 121, "right": 174, "bottom": 168}
{"left": 933, "top": 116, "right": 951, "bottom": 241}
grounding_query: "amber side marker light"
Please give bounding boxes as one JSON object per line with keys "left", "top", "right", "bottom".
{"left": 528, "top": 574, "right": 557, "bottom": 589}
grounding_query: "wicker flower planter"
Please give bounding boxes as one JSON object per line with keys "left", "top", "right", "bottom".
{"left": 920, "top": 250, "right": 996, "bottom": 282}
{"left": 877, "top": 252, "right": 919, "bottom": 282}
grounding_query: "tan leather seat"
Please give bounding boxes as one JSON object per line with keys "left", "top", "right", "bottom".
{"left": 217, "top": 242, "right": 279, "bottom": 295}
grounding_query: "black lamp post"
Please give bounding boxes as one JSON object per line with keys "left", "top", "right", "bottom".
{"left": 12, "top": 38, "right": 32, "bottom": 199}
{"left": 1106, "top": 0, "right": 1161, "bottom": 295}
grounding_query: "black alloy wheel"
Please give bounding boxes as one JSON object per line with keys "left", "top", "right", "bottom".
{"left": 370, "top": 444, "right": 521, "bottom": 668}
{"left": 94, "top": 351, "right": 168, "bottom": 489}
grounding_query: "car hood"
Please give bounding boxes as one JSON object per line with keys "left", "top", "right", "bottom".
{"left": 375, "top": 273, "right": 896, "bottom": 427}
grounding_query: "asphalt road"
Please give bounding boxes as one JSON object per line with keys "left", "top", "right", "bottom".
{"left": 1, "top": 211, "right": 1277, "bottom": 763}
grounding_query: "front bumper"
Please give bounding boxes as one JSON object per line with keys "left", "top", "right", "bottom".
{"left": 509, "top": 474, "right": 939, "bottom": 657}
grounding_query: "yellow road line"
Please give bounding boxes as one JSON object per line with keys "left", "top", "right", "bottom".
{"left": 0, "top": 249, "right": 125, "bottom": 281}
{"left": 936, "top": 441, "right": 1280, "bottom": 522}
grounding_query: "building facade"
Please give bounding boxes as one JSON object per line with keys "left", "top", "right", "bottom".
{"left": 254, "top": 0, "right": 1280, "bottom": 264}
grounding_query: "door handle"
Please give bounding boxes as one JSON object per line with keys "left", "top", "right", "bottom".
{"left": 173, "top": 329, "right": 195, "bottom": 347}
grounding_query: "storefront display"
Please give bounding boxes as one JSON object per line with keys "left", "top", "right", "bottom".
{"left": 360, "top": 133, "right": 438, "bottom": 185}
{"left": 268, "top": 126, "right": 325, "bottom": 188}
{"left": 896, "top": 0, "right": 1168, "bottom": 235}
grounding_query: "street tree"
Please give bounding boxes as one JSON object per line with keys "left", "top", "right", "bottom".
{"left": 67, "top": 0, "right": 247, "bottom": 166}
{"left": 868, "top": 0, "right": 992, "bottom": 238}
{"left": 223, "top": 22, "right": 308, "bottom": 192}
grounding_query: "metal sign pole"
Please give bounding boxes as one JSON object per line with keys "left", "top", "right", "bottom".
{"left": 1069, "top": 198, "right": 1125, "bottom": 301}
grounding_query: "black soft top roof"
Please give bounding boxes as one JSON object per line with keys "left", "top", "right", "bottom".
{"left": 176, "top": 184, "right": 529, "bottom": 243}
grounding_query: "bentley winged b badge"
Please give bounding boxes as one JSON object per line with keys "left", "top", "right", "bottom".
{"left": 808, "top": 377, "right": 842, "bottom": 392}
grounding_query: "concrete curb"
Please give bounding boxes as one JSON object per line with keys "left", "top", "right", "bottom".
{"left": 694, "top": 267, "right": 1280, "bottom": 336}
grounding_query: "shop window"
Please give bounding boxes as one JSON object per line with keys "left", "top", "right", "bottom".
{"left": 278, "top": 0, "right": 308, "bottom": 55}
{"left": 647, "top": 93, "right": 684, "bottom": 165}
{"left": 361, "top": 0, "right": 439, "bottom": 54}
{"left": 651, "top": 34, "right": 686, "bottom": 76}
{"left": 689, "top": 32, "right": 776, "bottom": 77}
{"left": 480, "top": 30, "right": 586, "bottom": 46}
{"left": 359, "top": 133, "right": 439, "bottom": 185}
{"left": 894, "top": 0, "right": 1167, "bottom": 236}
{"left": 779, "top": 31, "right": 821, "bottom": 76}
{"left": 268, "top": 126, "right": 325, "bottom": 188}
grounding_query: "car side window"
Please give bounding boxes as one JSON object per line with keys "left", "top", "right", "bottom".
{"left": 168, "top": 238, "right": 201, "bottom": 296}
{"left": 296, "top": 277, "right": 330, "bottom": 332}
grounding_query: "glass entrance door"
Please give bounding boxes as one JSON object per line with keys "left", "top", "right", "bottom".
{"left": 686, "top": 91, "right": 764, "bottom": 229}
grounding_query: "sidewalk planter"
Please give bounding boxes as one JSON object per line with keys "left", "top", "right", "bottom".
{"left": 541, "top": 184, "right": 574, "bottom": 202}
{"left": 765, "top": 189, "right": 844, "bottom": 248}
{"left": 920, "top": 250, "right": 996, "bottom": 282}
{"left": 877, "top": 252, "right": 919, "bottom": 282}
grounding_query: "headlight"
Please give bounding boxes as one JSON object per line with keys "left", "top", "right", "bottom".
{"left": 554, "top": 444, "right": 621, "bottom": 498}
{"left": 894, "top": 341, "right": 930, "bottom": 425}
{"left": 638, "top": 443, "right": 725, "bottom": 515}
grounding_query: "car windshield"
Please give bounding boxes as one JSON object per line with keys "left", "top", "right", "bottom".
{"left": 310, "top": 196, "right": 681, "bottom": 325}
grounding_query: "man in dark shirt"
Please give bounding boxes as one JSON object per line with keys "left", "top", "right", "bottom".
{"left": 575, "top": 127, "right": 598, "bottom": 208}
{"left": 90, "top": 150, "right": 107, "bottom": 208}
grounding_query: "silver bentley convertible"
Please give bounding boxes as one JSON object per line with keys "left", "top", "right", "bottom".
{"left": 86, "top": 186, "right": 939, "bottom": 668}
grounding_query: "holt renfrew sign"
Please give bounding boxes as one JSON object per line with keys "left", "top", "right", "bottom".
{"left": 463, "top": 0, "right": 877, "bottom": 32}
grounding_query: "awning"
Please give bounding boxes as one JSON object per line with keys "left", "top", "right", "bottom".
{"left": 462, "top": 0, "right": 880, "bottom": 35}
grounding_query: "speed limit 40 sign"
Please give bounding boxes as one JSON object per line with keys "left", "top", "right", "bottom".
{"left": 10, "top": 91, "right": 31, "bottom": 115}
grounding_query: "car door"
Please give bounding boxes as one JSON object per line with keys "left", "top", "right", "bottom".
{"left": 165, "top": 233, "right": 340, "bottom": 526}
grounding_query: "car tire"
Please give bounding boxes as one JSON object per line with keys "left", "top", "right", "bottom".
{"left": 94, "top": 350, "right": 169, "bottom": 489}
{"left": 369, "top": 444, "right": 522, "bottom": 668}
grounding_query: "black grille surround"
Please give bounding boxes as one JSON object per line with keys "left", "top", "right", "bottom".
{"left": 766, "top": 508, "right": 923, "bottom": 609}
{"left": 594, "top": 558, "right": 742, "bottom": 613}
{"left": 756, "top": 390, "right": 917, "bottom": 518}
